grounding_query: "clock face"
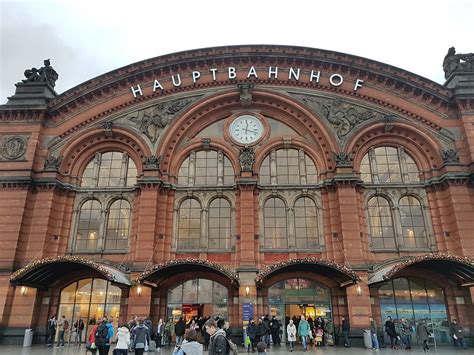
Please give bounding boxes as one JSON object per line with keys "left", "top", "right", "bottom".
{"left": 229, "top": 115, "right": 264, "bottom": 145}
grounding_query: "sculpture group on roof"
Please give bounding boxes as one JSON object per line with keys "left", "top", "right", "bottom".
{"left": 22, "top": 59, "right": 59, "bottom": 88}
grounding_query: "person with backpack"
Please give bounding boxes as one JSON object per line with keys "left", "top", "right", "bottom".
{"left": 205, "top": 319, "right": 228, "bottom": 355}
{"left": 270, "top": 316, "right": 281, "bottom": 345}
{"left": 246, "top": 319, "right": 257, "bottom": 352}
{"left": 105, "top": 318, "right": 114, "bottom": 354}
{"left": 172, "top": 328, "right": 203, "bottom": 355}
{"left": 87, "top": 319, "right": 99, "bottom": 355}
{"left": 94, "top": 319, "right": 109, "bottom": 355}
{"left": 131, "top": 317, "right": 150, "bottom": 355}
{"left": 46, "top": 315, "right": 57, "bottom": 347}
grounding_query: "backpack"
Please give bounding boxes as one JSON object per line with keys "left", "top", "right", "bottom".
{"left": 95, "top": 324, "right": 108, "bottom": 346}
{"left": 63, "top": 319, "right": 69, "bottom": 331}
{"left": 217, "top": 334, "right": 238, "bottom": 355}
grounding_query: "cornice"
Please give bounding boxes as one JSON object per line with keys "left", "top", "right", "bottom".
{"left": 45, "top": 45, "right": 453, "bottom": 121}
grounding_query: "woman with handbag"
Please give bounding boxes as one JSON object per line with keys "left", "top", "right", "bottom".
{"left": 115, "top": 323, "right": 131, "bottom": 355}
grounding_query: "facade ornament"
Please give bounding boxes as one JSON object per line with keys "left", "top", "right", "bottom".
{"left": 238, "top": 83, "right": 254, "bottom": 106}
{"left": 441, "top": 148, "right": 460, "bottom": 165}
{"left": 22, "top": 59, "right": 59, "bottom": 88}
{"left": 443, "top": 47, "right": 474, "bottom": 79}
{"left": 1, "top": 135, "right": 28, "bottom": 161}
{"left": 295, "top": 95, "right": 381, "bottom": 139}
{"left": 201, "top": 138, "right": 211, "bottom": 150}
{"left": 103, "top": 121, "right": 113, "bottom": 138}
{"left": 43, "top": 154, "right": 63, "bottom": 171}
{"left": 239, "top": 147, "right": 256, "bottom": 172}
{"left": 127, "top": 98, "right": 194, "bottom": 144}
{"left": 383, "top": 114, "right": 397, "bottom": 132}
{"left": 143, "top": 155, "right": 161, "bottom": 171}
{"left": 333, "top": 151, "right": 352, "bottom": 167}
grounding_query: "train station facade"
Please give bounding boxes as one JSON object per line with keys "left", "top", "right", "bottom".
{"left": 0, "top": 45, "right": 473, "bottom": 345}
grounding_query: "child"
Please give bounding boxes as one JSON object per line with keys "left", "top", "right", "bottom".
{"left": 256, "top": 341, "right": 267, "bottom": 355}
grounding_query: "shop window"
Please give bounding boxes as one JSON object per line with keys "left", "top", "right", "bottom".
{"left": 177, "top": 150, "right": 234, "bottom": 186}
{"left": 260, "top": 148, "right": 318, "bottom": 185}
{"left": 360, "top": 146, "right": 420, "bottom": 184}
{"left": 263, "top": 198, "right": 288, "bottom": 249}
{"left": 399, "top": 196, "right": 427, "bottom": 248}
{"left": 177, "top": 199, "right": 202, "bottom": 249}
{"left": 208, "top": 198, "right": 231, "bottom": 249}
{"left": 58, "top": 278, "right": 121, "bottom": 344}
{"left": 367, "top": 196, "right": 396, "bottom": 249}
{"left": 294, "top": 197, "right": 319, "bottom": 249}
{"left": 81, "top": 151, "right": 137, "bottom": 187}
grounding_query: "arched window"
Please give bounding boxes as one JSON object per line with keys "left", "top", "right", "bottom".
{"left": 399, "top": 196, "right": 428, "bottom": 248}
{"left": 105, "top": 199, "right": 131, "bottom": 250}
{"left": 208, "top": 198, "right": 231, "bottom": 249}
{"left": 260, "top": 148, "right": 318, "bottom": 185}
{"left": 81, "top": 151, "right": 137, "bottom": 187}
{"left": 367, "top": 196, "right": 396, "bottom": 249}
{"left": 75, "top": 200, "right": 102, "bottom": 250}
{"left": 264, "top": 198, "right": 287, "bottom": 249}
{"left": 360, "top": 147, "right": 419, "bottom": 183}
{"left": 294, "top": 197, "right": 319, "bottom": 249}
{"left": 177, "top": 199, "right": 201, "bottom": 249}
{"left": 177, "top": 150, "right": 234, "bottom": 186}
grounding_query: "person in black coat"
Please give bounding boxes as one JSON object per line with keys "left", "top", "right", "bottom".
{"left": 270, "top": 316, "right": 281, "bottom": 345}
{"left": 175, "top": 318, "right": 186, "bottom": 345}
{"left": 205, "top": 319, "right": 228, "bottom": 355}
{"left": 341, "top": 316, "right": 350, "bottom": 348}
{"left": 246, "top": 319, "right": 257, "bottom": 351}
{"left": 385, "top": 316, "right": 398, "bottom": 349}
{"left": 256, "top": 318, "right": 266, "bottom": 344}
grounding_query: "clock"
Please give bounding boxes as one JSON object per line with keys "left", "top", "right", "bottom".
{"left": 229, "top": 115, "right": 264, "bottom": 145}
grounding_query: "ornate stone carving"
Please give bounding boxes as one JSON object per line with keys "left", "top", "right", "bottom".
{"left": 1, "top": 135, "right": 28, "bottom": 160}
{"left": 294, "top": 95, "right": 382, "bottom": 138}
{"left": 383, "top": 114, "right": 397, "bottom": 132}
{"left": 333, "top": 152, "right": 352, "bottom": 167}
{"left": 441, "top": 148, "right": 460, "bottom": 165}
{"left": 103, "top": 121, "right": 113, "bottom": 138}
{"left": 44, "top": 154, "right": 63, "bottom": 171}
{"left": 443, "top": 47, "right": 474, "bottom": 79}
{"left": 201, "top": 138, "right": 211, "bottom": 150}
{"left": 127, "top": 98, "right": 195, "bottom": 144}
{"left": 239, "top": 147, "right": 256, "bottom": 172}
{"left": 238, "top": 83, "right": 254, "bottom": 106}
{"left": 143, "top": 155, "right": 160, "bottom": 171}
{"left": 22, "top": 59, "right": 59, "bottom": 88}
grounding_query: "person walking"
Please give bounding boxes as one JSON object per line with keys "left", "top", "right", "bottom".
{"left": 156, "top": 318, "right": 164, "bottom": 348}
{"left": 74, "top": 317, "right": 85, "bottom": 345}
{"left": 175, "top": 317, "right": 186, "bottom": 345}
{"left": 46, "top": 315, "right": 57, "bottom": 347}
{"left": 270, "top": 316, "right": 281, "bottom": 345}
{"left": 164, "top": 318, "right": 174, "bottom": 347}
{"left": 297, "top": 315, "right": 310, "bottom": 352}
{"left": 131, "top": 317, "right": 151, "bottom": 355}
{"left": 87, "top": 320, "right": 99, "bottom": 355}
{"left": 450, "top": 319, "right": 468, "bottom": 350}
{"left": 341, "top": 316, "right": 350, "bottom": 348}
{"left": 205, "top": 319, "right": 228, "bottom": 355}
{"left": 400, "top": 318, "right": 412, "bottom": 349}
{"left": 115, "top": 323, "right": 131, "bottom": 355}
{"left": 286, "top": 319, "right": 297, "bottom": 352}
{"left": 94, "top": 319, "right": 109, "bottom": 355}
{"left": 416, "top": 319, "right": 431, "bottom": 353}
{"left": 56, "top": 315, "right": 67, "bottom": 347}
{"left": 246, "top": 319, "right": 257, "bottom": 352}
{"left": 262, "top": 315, "right": 271, "bottom": 347}
{"left": 256, "top": 318, "right": 266, "bottom": 344}
{"left": 173, "top": 328, "right": 203, "bottom": 355}
{"left": 369, "top": 317, "right": 379, "bottom": 350}
{"left": 385, "top": 316, "right": 398, "bottom": 349}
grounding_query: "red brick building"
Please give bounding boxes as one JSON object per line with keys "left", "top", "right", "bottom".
{"left": 0, "top": 45, "right": 473, "bottom": 346}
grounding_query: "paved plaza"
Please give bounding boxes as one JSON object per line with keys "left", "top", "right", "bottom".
{"left": 0, "top": 344, "right": 468, "bottom": 355}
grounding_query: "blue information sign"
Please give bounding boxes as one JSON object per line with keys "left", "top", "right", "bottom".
{"left": 243, "top": 303, "right": 254, "bottom": 321}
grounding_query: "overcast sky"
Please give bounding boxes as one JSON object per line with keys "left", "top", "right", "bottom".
{"left": 1, "top": 0, "right": 473, "bottom": 104}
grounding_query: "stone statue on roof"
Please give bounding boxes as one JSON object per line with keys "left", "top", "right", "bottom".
{"left": 443, "top": 47, "right": 474, "bottom": 79}
{"left": 23, "top": 59, "right": 59, "bottom": 87}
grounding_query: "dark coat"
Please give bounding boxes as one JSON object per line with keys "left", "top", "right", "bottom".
{"left": 385, "top": 320, "right": 397, "bottom": 337}
{"left": 342, "top": 319, "right": 350, "bottom": 332}
{"left": 416, "top": 323, "right": 430, "bottom": 342}
{"left": 175, "top": 320, "right": 186, "bottom": 336}
{"left": 247, "top": 324, "right": 257, "bottom": 339}
{"left": 209, "top": 329, "right": 228, "bottom": 355}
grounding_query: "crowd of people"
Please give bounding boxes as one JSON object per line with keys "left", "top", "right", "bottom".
{"left": 44, "top": 313, "right": 470, "bottom": 353}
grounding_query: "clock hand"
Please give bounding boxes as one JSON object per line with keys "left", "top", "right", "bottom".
{"left": 245, "top": 120, "right": 249, "bottom": 133}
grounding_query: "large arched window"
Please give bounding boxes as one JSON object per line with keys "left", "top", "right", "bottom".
{"left": 367, "top": 196, "right": 396, "bottom": 249}
{"left": 75, "top": 200, "right": 102, "bottom": 250}
{"left": 360, "top": 146, "right": 419, "bottom": 183}
{"left": 59, "top": 278, "right": 121, "bottom": 343}
{"left": 399, "top": 196, "right": 427, "bottom": 248}
{"left": 177, "top": 150, "right": 234, "bottom": 186}
{"left": 177, "top": 199, "right": 202, "bottom": 249}
{"left": 208, "top": 198, "right": 231, "bottom": 249}
{"left": 81, "top": 151, "right": 137, "bottom": 187}
{"left": 105, "top": 199, "right": 131, "bottom": 250}
{"left": 263, "top": 198, "right": 288, "bottom": 249}
{"left": 294, "top": 197, "right": 319, "bottom": 249}
{"left": 260, "top": 148, "right": 318, "bottom": 185}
